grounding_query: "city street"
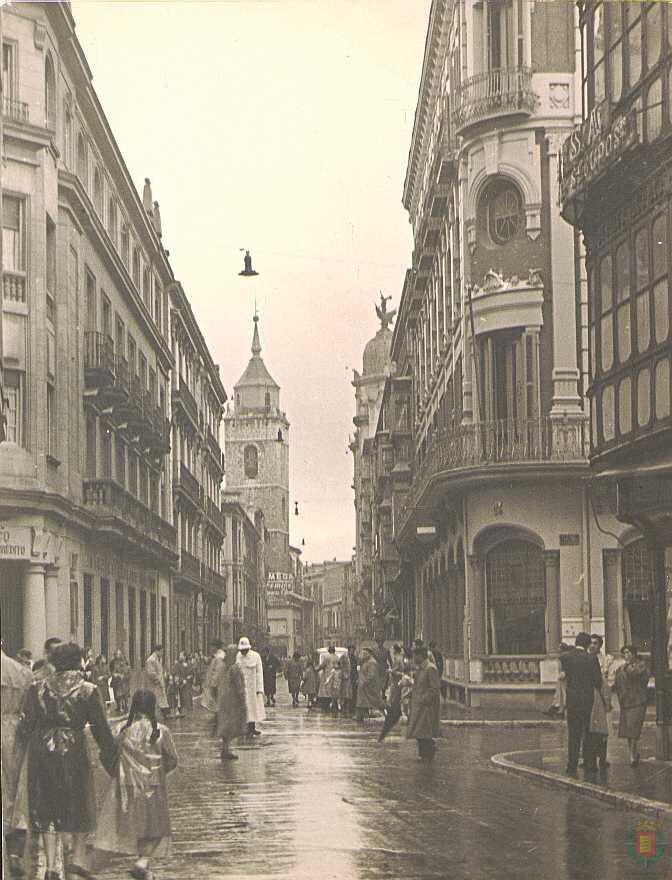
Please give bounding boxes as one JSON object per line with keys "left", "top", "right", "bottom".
{"left": 93, "top": 686, "right": 649, "bottom": 880}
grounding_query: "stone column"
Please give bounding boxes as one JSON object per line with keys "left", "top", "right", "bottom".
{"left": 24, "top": 563, "right": 47, "bottom": 659}
{"left": 543, "top": 550, "right": 562, "bottom": 652}
{"left": 602, "top": 548, "right": 623, "bottom": 655}
{"left": 467, "top": 554, "right": 486, "bottom": 659}
{"left": 45, "top": 567, "right": 61, "bottom": 640}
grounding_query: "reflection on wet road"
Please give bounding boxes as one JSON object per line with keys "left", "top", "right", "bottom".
{"left": 95, "top": 689, "right": 660, "bottom": 880}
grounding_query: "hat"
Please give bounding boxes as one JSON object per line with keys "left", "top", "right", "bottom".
{"left": 238, "top": 637, "right": 251, "bottom": 650}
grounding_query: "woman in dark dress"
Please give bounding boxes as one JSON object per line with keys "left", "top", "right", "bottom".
{"left": 16, "top": 642, "right": 116, "bottom": 880}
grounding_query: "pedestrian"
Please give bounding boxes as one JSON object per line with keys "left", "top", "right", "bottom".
{"left": 43, "top": 637, "right": 63, "bottom": 672}
{"left": 543, "top": 642, "right": 572, "bottom": 718}
{"left": 373, "top": 638, "right": 390, "bottom": 700}
{"left": 214, "top": 645, "right": 248, "bottom": 760}
{"left": 94, "top": 653, "right": 112, "bottom": 708}
{"left": 144, "top": 645, "right": 170, "bottom": 720}
{"left": 16, "top": 641, "right": 117, "bottom": 879}
{"left": 110, "top": 648, "right": 131, "bottom": 715}
{"left": 587, "top": 634, "right": 612, "bottom": 773}
{"left": 1, "top": 645, "right": 33, "bottom": 880}
{"left": 300, "top": 657, "right": 319, "bottom": 707}
{"left": 400, "top": 661, "right": 413, "bottom": 720}
{"left": 348, "top": 645, "right": 359, "bottom": 709}
{"left": 236, "top": 637, "right": 265, "bottom": 736}
{"left": 407, "top": 645, "right": 441, "bottom": 760}
{"left": 201, "top": 640, "right": 226, "bottom": 713}
{"left": 339, "top": 649, "right": 353, "bottom": 715}
{"left": 355, "top": 647, "right": 385, "bottom": 723}
{"left": 285, "top": 652, "right": 303, "bottom": 708}
{"left": 428, "top": 642, "right": 446, "bottom": 699}
{"left": 95, "top": 689, "right": 178, "bottom": 880}
{"left": 83, "top": 647, "right": 95, "bottom": 683}
{"left": 261, "top": 645, "right": 280, "bottom": 707}
{"left": 613, "top": 645, "right": 650, "bottom": 766}
{"left": 560, "top": 631, "right": 602, "bottom": 778}
{"left": 318, "top": 645, "right": 340, "bottom": 711}
{"left": 378, "top": 647, "right": 404, "bottom": 742}
{"left": 175, "top": 651, "right": 194, "bottom": 714}
{"left": 31, "top": 659, "right": 51, "bottom": 683}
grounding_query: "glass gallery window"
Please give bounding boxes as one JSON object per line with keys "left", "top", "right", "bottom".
{"left": 486, "top": 539, "right": 546, "bottom": 655}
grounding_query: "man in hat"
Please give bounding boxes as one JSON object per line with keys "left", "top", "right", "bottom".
{"left": 144, "top": 644, "right": 169, "bottom": 719}
{"left": 407, "top": 645, "right": 441, "bottom": 760}
{"left": 236, "top": 637, "right": 265, "bottom": 736}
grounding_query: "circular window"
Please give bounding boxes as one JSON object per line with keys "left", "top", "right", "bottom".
{"left": 488, "top": 185, "right": 524, "bottom": 245}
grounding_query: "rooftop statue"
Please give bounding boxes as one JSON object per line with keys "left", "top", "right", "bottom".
{"left": 375, "top": 292, "right": 396, "bottom": 330}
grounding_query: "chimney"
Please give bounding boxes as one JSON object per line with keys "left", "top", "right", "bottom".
{"left": 142, "top": 178, "right": 153, "bottom": 214}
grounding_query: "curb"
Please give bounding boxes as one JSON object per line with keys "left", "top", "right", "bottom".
{"left": 491, "top": 749, "right": 672, "bottom": 817}
{"left": 441, "top": 719, "right": 562, "bottom": 728}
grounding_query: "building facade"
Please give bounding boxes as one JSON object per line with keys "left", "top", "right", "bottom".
{"left": 387, "top": 0, "right": 630, "bottom": 707}
{"left": 221, "top": 496, "right": 265, "bottom": 646}
{"left": 559, "top": 0, "right": 671, "bottom": 754}
{"left": 304, "top": 559, "right": 355, "bottom": 648}
{"left": 0, "top": 1, "right": 225, "bottom": 672}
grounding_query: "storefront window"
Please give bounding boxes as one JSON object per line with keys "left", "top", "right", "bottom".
{"left": 655, "top": 357, "right": 670, "bottom": 420}
{"left": 622, "top": 540, "right": 652, "bottom": 652}
{"left": 637, "top": 367, "right": 651, "bottom": 426}
{"left": 486, "top": 540, "right": 546, "bottom": 655}
{"left": 645, "top": 2, "right": 662, "bottom": 69}
{"left": 619, "top": 376, "right": 632, "bottom": 435}
{"left": 615, "top": 241, "right": 631, "bottom": 362}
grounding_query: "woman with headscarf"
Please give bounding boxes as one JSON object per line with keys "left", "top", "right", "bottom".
{"left": 95, "top": 689, "right": 178, "bottom": 879}
{"left": 214, "top": 645, "right": 248, "bottom": 760}
{"left": 16, "top": 642, "right": 116, "bottom": 879}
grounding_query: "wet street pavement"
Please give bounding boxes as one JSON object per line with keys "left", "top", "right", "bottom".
{"left": 93, "top": 685, "right": 669, "bottom": 880}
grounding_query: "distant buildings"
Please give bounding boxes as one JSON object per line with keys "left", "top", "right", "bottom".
{"left": 304, "top": 559, "right": 355, "bottom": 648}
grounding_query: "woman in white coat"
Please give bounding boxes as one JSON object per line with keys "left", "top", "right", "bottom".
{"left": 236, "top": 637, "right": 265, "bottom": 736}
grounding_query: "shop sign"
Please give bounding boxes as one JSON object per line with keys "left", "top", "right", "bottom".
{"left": 416, "top": 524, "right": 437, "bottom": 545}
{"left": 559, "top": 106, "right": 638, "bottom": 206}
{"left": 0, "top": 525, "right": 32, "bottom": 559}
{"left": 267, "top": 571, "right": 294, "bottom": 595}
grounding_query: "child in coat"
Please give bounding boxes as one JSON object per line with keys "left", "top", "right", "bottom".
{"left": 95, "top": 689, "right": 178, "bottom": 880}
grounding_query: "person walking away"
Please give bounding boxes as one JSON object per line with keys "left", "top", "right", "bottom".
{"left": 214, "top": 645, "right": 248, "bottom": 760}
{"left": 301, "top": 658, "right": 319, "bottom": 708}
{"left": 407, "top": 645, "right": 441, "bottom": 760}
{"left": 285, "top": 652, "right": 303, "bottom": 708}
{"left": 339, "top": 650, "right": 353, "bottom": 715}
{"left": 110, "top": 649, "right": 130, "bottom": 715}
{"left": 378, "top": 646, "right": 404, "bottom": 741}
{"left": 262, "top": 646, "right": 280, "bottom": 707}
{"left": 355, "top": 647, "right": 385, "bottom": 724}
{"left": 16, "top": 642, "right": 117, "bottom": 879}
{"left": 613, "top": 645, "right": 650, "bottom": 766}
{"left": 2, "top": 646, "right": 33, "bottom": 879}
{"left": 144, "top": 646, "right": 169, "bottom": 721}
{"left": 95, "top": 689, "right": 177, "bottom": 880}
{"left": 236, "top": 637, "right": 265, "bottom": 736}
{"left": 200, "top": 641, "right": 226, "bottom": 715}
{"left": 318, "top": 646, "right": 340, "bottom": 711}
{"left": 175, "top": 651, "right": 194, "bottom": 714}
{"left": 560, "top": 632, "right": 602, "bottom": 778}
{"left": 374, "top": 638, "right": 390, "bottom": 701}
{"left": 165, "top": 671, "right": 180, "bottom": 719}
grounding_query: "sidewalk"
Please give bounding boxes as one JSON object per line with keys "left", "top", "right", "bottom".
{"left": 492, "top": 729, "right": 672, "bottom": 816}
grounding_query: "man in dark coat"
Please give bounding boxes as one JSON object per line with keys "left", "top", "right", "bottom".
{"left": 407, "top": 645, "right": 441, "bottom": 760}
{"left": 560, "top": 631, "right": 602, "bottom": 777}
{"left": 261, "top": 646, "right": 280, "bottom": 707}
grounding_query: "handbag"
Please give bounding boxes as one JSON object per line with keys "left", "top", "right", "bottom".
{"left": 589, "top": 688, "right": 609, "bottom": 736}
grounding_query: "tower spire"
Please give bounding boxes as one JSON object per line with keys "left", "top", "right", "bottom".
{"left": 251, "top": 311, "right": 261, "bottom": 357}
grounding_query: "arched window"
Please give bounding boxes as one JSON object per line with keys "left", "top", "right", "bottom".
{"left": 77, "top": 133, "right": 88, "bottom": 187}
{"left": 486, "top": 540, "right": 546, "bottom": 654}
{"left": 622, "top": 540, "right": 653, "bottom": 652}
{"left": 107, "top": 198, "right": 117, "bottom": 244}
{"left": 93, "top": 167, "right": 103, "bottom": 216}
{"left": 483, "top": 179, "right": 525, "bottom": 245}
{"left": 244, "top": 445, "right": 258, "bottom": 479}
{"left": 44, "top": 53, "right": 56, "bottom": 130}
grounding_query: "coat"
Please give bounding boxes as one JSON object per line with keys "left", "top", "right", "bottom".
{"left": 144, "top": 652, "right": 168, "bottom": 710}
{"left": 16, "top": 670, "right": 116, "bottom": 833}
{"left": 262, "top": 652, "right": 280, "bottom": 694}
{"left": 110, "top": 657, "right": 130, "bottom": 699}
{"left": 559, "top": 648, "right": 602, "bottom": 714}
{"left": 407, "top": 660, "right": 441, "bottom": 740}
{"left": 301, "top": 666, "right": 319, "bottom": 697}
{"left": 236, "top": 650, "right": 266, "bottom": 723}
{"left": 215, "top": 663, "right": 248, "bottom": 741}
{"left": 318, "top": 653, "right": 340, "bottom": 699}
{"left": 201, "top": 651, "right": 226, "bottom": 712}
{"left": 356, "top": 656, "right": 385, "bottom": 710}
{"left": 95, "top": 717, "right": 177, "bottom": 857}
{"left": 339, "top": 652, "right": 352, "bottom": 701}
{"left": 1, "top": 650, "right": 32, "bottom": 828}
{"left": 285, "top": 660, "right": 303, "bottom": 693}
{"left": 614, "top": 660, "right": 649, "bottom": 739}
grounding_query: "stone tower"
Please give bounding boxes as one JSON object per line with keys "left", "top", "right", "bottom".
{"left": 224, "top": 315, "right": 290, "bottom": 575}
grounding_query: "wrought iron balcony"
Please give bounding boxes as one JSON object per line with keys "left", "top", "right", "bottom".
{"left": 174, "top": 462, "right": 201, "bottom": 507}
{"left": 2, "top": 97, "right": 29, "bottom": 123}
{"left": 206, "top": 496, "right": 225, "bottom": 534}
{"left": 202, "top": 563, "right": 227, "bottom": 596}
{"left": 84, "top": 331, "right": 115, "bottom": 389}
{"left": 180, "top": 549, "right": 201, "bottom": 582}
{"left": 206, "top": 427, "right": 223, "bottom": 468}
{"left": 82, "top": 479, "right": 177, "bottom": 560}
{"left": 452, "top": 66, "right": 536, "bottom": 133}
{"left": 172, "top": 381, "right": 199, "bottom": 426}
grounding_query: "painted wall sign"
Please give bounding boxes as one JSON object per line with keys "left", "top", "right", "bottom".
{"left": 0, "top": 526, "right": 31, "bottom": 559}
{"left": 560, "top": 534, "right": 580, "bottom": 546}
{"left": 559, "top": 106, "right": 638, "bottom": 205}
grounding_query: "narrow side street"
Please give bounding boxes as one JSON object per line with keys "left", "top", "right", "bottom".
{"left": 93, "top": 685, "right": 648, "bottom": 880}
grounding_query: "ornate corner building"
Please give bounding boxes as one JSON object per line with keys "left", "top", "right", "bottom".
{"left": 373, "top": 0, "right": 666, "bottom": 708}
{"left": 0, "top": 2, "right": 226, "bottom": 668}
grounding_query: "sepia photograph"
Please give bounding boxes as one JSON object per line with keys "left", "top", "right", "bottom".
{"left": 0, "top": 0, "right": 671, "bottom": 877}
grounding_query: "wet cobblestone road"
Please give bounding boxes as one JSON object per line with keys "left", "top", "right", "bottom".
{"left": 92, "top": 686, "right": 666, "bottom": 880}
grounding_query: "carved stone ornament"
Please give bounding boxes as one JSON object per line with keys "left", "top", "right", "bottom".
{"left": 34, "top": 22, "right": 47, "bottom": 50}
{"left": 465, "top": 219, "right": 477, "bottom": 256}
{"left": 525, "top": 203, "right": 542, "bottom": 240}
{"left": 471, "top": 267, "right": 544, "bottom": 297}
{"left": 549, "top": 83, "right": 570, "bottom": 110}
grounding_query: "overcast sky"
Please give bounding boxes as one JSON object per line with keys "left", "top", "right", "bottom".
{"left": 71, "top": 0, "right": 430, "bottom": 564}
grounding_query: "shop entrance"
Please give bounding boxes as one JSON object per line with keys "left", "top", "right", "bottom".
{"left": 0, "top": 562, "right": 25, "bottom": 655}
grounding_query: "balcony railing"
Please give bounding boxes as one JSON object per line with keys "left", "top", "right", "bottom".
{"left": 399, "top": 416, "right": 588, "bottom": 530}
{"left": 175, "top": 462, "right": 201, "bottom": 507}
{"left": 3, "top": 271, "right": 26, "bottom": 304}
{"left": 452, "top": 66, "right": 535, "bottom": 132}
{"left": 202, "top": 563, "right": 226, "bottom": 595}
{"left": 206, "top": 496, "right": 225, "bottom": 533}
{"left": 84, "top": 331, "right": 115, "bottom": 386}
{"left": 206, "top": 427, "right": 223, "bottom": 467}
{"left": 2, "top": 96, "right": 29, "bottom": 123}
{"left": 172, "top": 382, "right": 198, "bottom": 425}
{"left": 180, "top": 549, "right": 201, "bottom": 582}
{"left": 82, "top": 479, "right": 176, "bottom": 556}
{"left": 481, "top": 656, "right": 542, "bottom": 684}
